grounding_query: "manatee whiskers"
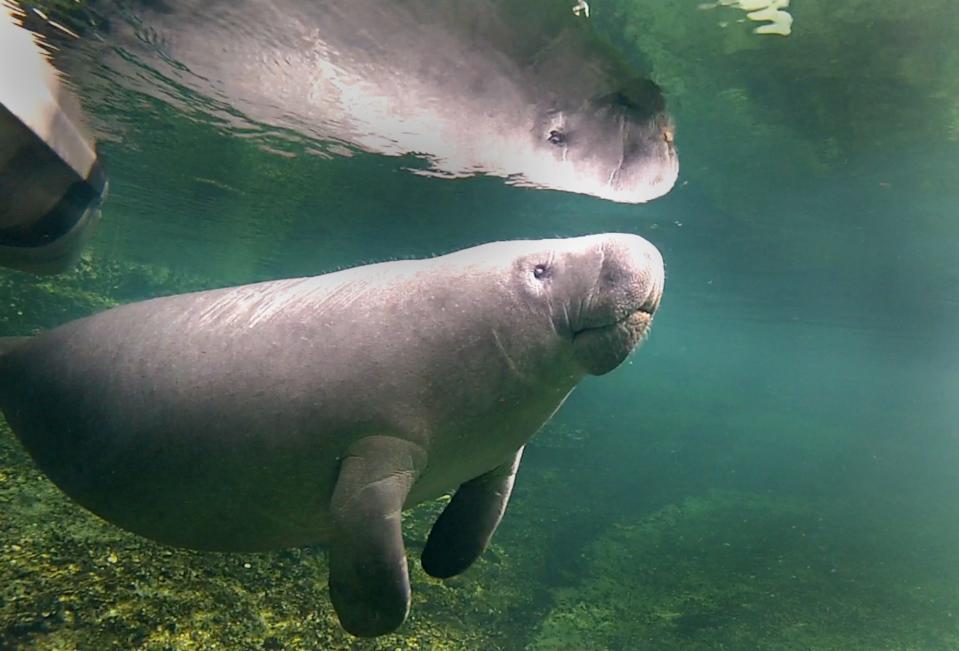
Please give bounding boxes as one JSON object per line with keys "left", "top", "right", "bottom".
{"left": 573, "top": 306, "right": 654, "bottom": 339}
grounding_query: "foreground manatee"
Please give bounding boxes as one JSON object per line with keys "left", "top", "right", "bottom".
{"left": 38, "top": 0, "right": 678, "bottom": 203}
{"left": 0, "top": 233, "right": 664, "bottom": 636}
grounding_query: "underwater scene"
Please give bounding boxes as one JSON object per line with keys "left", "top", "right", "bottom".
{"left": 1, "top": 0, "right": 958, "bottom": 648}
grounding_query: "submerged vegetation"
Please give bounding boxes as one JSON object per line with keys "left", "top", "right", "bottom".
{"left": 0, "top": 252, "right": 208, "bottom": 334}
{"left": 530, "top": 490, "right": 959, "bottom": 651}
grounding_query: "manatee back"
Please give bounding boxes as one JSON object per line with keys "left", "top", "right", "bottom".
{"left": 0, "top": 266, "right": 481, "bottom": 551}
{"left": 0, "top": 287, "right": 356, "bottom": 550}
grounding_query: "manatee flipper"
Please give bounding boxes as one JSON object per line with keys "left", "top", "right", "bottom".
{"left": 421, "top": 447, "right": 524, "bottom": 579}
{"left": 328, "top": 435, "right": 426, "bottom": 638}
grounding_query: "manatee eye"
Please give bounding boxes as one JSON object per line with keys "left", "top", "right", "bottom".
{"left": 533, "top": 263, "right": 549, "bottom": 279}
{"left": 547, "top": 130, "right": 566, "bottom": 146}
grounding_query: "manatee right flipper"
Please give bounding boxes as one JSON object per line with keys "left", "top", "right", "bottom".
{"left": 421, "top": 447, "right": 524, "bottom": 579}
{"left": 327, "top": 435, "right": 426, "bottom": 638}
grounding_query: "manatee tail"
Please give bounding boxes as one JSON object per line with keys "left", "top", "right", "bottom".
{"left": 0, "top": 336, "right": 30, "bottom": 357}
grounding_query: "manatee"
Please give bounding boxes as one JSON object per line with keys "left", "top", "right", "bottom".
{"left": 39, "top": 0, "right": 678, "bottom": 203}
{"left": 0, "top": 233, "right": 665, "bottom": 636}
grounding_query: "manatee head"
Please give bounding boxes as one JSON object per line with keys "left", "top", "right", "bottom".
{"left": 520, "top": 79, "right": 678, "bottom": 203}
{"left": 497, "top": 233, "right": 664, "bottom": 376}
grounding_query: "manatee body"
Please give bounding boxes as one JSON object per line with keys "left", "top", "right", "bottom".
{"left": 42, "top": 0, "right": 678, "bottom": 203}
{"left": 0, "top": 233, "right": 664, "bottom": 636}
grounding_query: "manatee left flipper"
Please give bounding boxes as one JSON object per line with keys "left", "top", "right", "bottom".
{"left": 328, "top": 435, "right": 426, "bottom": 638}
{"left": 421, "top": 447, "right": 524, "bottom": 579}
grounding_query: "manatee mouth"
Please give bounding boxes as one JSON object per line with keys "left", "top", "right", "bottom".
{"left": 570, "top": 304, "right": 656, "bottom": 376}
{"left": 572, "top": 303, "right": 656, "bottom": 341}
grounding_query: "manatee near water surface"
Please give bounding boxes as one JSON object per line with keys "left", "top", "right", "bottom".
{"left": 0, "top": 233, "right": 665, "bottom": 636}
{"left": 37, "top": 0, "right": 678, "bottom": 202}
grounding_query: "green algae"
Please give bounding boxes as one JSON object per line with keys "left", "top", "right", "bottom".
{"left": 0, "top": 252, "right": 208, "bottom": 335}
{"left": 529, "top": 490, "right": 959, "bottom": 651}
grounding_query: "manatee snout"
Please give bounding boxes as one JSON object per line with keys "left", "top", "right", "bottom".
{"left": 613, "top": 111, "right": 677, "bottom": 193}
{"left": 559, "top": 79, "right": 678, "bottom": 203}
{"left": 613, "top": 234, "right": 665, "bottom": 315}
{"left": 572, "top": 234, "right": 664, "bottom": 375}
{"left": 530, "top": 76, "right": 677, "bottom": 203}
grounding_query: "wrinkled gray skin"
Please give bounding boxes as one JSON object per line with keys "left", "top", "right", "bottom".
{"left": 0, "top": 233, "right": 664, "bottom": 637}
{"left": 48, "top": 0, "right": 678, "bottom": 202}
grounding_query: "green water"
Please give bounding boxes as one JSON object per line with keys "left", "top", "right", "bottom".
{"left": 2, "top": 0, "right": 959, "bottom": 649}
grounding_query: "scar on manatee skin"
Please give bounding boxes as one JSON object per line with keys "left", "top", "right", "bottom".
{"left": 572, "top": 0, "right": 589, "bottom": 18}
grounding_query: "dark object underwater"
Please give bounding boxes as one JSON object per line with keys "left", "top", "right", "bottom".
{"left": 0, "top": 3, "right": 106, "bottom": 274}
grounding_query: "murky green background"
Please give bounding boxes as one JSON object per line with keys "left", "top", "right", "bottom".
{"left": 2, "top": 0, "right": 958, "bottom": 648}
